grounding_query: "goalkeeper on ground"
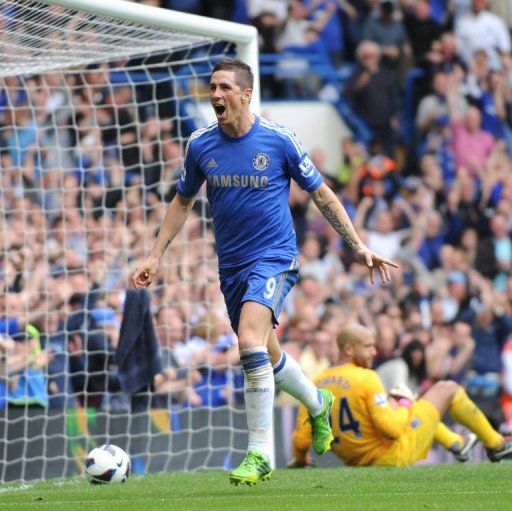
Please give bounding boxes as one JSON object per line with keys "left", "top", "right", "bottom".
{"left": 290, "top": 323, "right": 512, "bottom": 467}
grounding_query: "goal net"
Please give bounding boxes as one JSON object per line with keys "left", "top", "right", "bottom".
{"left": 0, "top": 0, "right": 259, "bottom": 482}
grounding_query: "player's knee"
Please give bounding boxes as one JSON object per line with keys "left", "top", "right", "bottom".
{"left": 237, "top": 325, "right": 262, "bottom": 350}
{"left": 433, "top": 380, "right": 460, "bottom": 399}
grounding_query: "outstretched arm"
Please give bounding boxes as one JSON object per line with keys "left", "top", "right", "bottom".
{"left": 311, "top": 183, "right": 399, "bottom": 284}
{"left": 131, "top": 193, "right": 195, "bottom": 288}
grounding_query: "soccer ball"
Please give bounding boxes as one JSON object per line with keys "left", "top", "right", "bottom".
{"left": 84, "top": 444, "right": 131, "bottom": 484}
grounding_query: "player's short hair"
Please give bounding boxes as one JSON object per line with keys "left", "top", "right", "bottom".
{"left": 336, "top": 323, "right": 369, "bottom": 351}
{"left": 212, "top": 58, "right": 254, "bottom": 91}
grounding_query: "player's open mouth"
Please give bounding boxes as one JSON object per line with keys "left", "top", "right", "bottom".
{"left": 214, "top": 104, "right": 225, "bottom": 116}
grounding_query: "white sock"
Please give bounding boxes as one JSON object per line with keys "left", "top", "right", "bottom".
{"left": 240, "top": 347, "right": 274, "bottom": 461}
{"left": 273, "top": 351, "right": 323, "bottom": 416}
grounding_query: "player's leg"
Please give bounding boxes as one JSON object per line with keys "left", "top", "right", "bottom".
{"left": 422, "top": 381, "right": 508, "bottom": 460}
{"left": 434, "top": 422, "right": 464, "bottom": 451}
{"left": 268, "top": 331, "right": 334, "bottom": 454}
{"left": 434, "top": 422, "right": 477, "bottom": 462}
{"left": 230, "top": 301, "right": 274, "bottom": 485}
{"left": 268, "top": 332, "right": 322, "bottom": 414}
{"left": 219, "top": 268, "right": 274, "bottom": 484}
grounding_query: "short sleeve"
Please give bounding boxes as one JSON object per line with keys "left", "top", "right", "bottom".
{"left": 283, "top": 131, "right": 323, "bottom": 192}
{"left": 176, "top": 139, "right": 205, "bottom": 198}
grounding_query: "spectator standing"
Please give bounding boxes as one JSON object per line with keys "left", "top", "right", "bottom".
{"left": 448, "top": 79, "right": 496, "bottom": 178}
{"left": 276, "top": 2, "right": 332, "bottom": 99}
{"left": 475, "top": 213, "right": 512, "bottom": 290}
{"left": 403, "top": 0, "right": 444, "bottom": 65}
{"left": 303, "top": 0, "right": 345, "bottom": 68}
{"left": 466, "top": 297, "right": 512, "bottom": 420}
{"left": 455, "top": 0, "right": 511, "bottom": 71}
{"left": 362, "top": 0, "right": 411, "bottom": 70}
{"left": 415, "top": 70, "right": 467, "bottom": 137}
{"left": 354, "top": 197, "right": 417, "bottom": 262}
{"left": 344, "top": 40, "right": 398, "bottom": 155}
{"left": 413, "top": 210, "right": 447, "bottom": 271}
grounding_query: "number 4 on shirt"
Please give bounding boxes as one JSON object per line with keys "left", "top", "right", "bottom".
{"left": 337, "top": 397, "right": 362, "bottom": 438}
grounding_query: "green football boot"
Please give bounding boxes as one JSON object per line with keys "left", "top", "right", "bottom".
{"left": 229, "top": 450, "right": 272, "bottom": 486}
{"left": 310, "top": 389, "right": 335, "bottom": 455}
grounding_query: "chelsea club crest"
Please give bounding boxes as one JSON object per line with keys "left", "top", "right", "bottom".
{"left": 252, "top": 152, "right": 270, "bottom": 171}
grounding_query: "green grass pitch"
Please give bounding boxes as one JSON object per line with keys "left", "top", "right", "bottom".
{"left": 0, "top": 463, "right": 510, "bottom": 511}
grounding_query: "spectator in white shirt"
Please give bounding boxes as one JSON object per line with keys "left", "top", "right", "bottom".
{"left": 455, "top": 0, "right": 511, "bottom": 70}
{"left": 277, "top": 0, "right": 310, "bottom": 50}
{"left": 489, "top": 0, "right": 512, "bottom": 30}
{"left": 355, "top": 205, "right": 411, "bottom": 261}
{"left": 247, "top": 0, "right": 288, "bottom": 23}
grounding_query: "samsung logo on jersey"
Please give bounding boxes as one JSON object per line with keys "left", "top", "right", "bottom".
{"left": 206, "top": 174, "right": 269, "bottom": 188}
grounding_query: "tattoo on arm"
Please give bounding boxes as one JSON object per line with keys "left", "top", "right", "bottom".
{"left": 317, "top": 201, "right": 360, "bottom": 252}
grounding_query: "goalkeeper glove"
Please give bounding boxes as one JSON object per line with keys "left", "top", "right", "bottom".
{"left": 389, "top": 384, "right": 418, "bottom": 408}
{"left": 389, "top": 383, "right": 418, "bottom": 401}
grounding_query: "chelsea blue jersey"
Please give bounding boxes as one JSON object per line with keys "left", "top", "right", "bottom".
{"left": 176, "top": 116, "right": 323, "bottom": 269}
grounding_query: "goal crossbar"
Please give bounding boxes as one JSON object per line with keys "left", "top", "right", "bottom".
{"left": 36, "top": 0, "right": 260, "bottom": 109}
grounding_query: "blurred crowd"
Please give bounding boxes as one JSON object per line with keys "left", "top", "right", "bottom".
{"left": 1, "top": 0, "right": 512, "bottom": 439}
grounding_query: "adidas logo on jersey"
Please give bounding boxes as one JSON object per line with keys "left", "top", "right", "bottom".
{"left": 206, "top": 159, "right": 217, "bottom": 168}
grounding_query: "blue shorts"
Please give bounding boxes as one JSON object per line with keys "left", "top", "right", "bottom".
{"left": 219, "top": 255, "right": 299, "bottom": 334}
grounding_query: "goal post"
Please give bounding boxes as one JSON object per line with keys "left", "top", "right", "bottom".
{"left": 30, "top": 0, "right": 260, "bottom": 110}
{"left": 0, "top": 0, "right": 278, "bottom": 483}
